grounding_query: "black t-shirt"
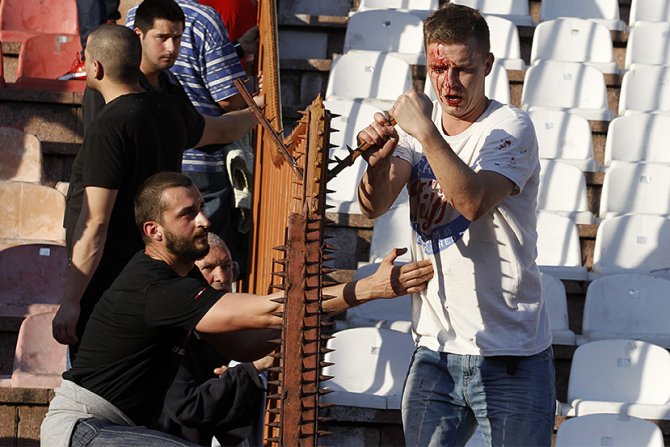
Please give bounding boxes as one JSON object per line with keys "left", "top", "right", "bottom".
{"left": 63, "top": 251, "right": 222, "bottom": 426}
{"left": 64, "top": 90, "right": 205, "bottom": 267}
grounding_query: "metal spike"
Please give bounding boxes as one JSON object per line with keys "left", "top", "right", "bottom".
{"left": 319, "top": 388, "right": 335, "bottom": 396}
{"left": 318, "top": 430, "right": 334, "bottom": 437}
{"left": 270, "top": 295, "right": 286, "bottom": 302}
{"left": 321, "top": 267, "right": 336, "bottom": 275}
{"left": 325, "top": 189, "right": 336, "bottom": 194}
{"left": 267, "top": 393, "right": 282, "bottom": 400}
{"left": 320, "top": 374, "right": 335, "bottom": 381}
{"left": 297, "top": 110, "right": 308, "bottom": 115}
{"left": 267, "top": 379, "right": 282, "bottom": 386}
{"left": 346, "top": 145, "right": 355, "bottom": 154}
{"left": 267, "top": 408, "right": 282, "bottom": 415}
{"left": 321, "top": 348, "right": 335, "bottom": 355}
{"left": 324, "top": 242, "right": 338, "bottom": 250}
{"left": 321, "top": 334, "right": 335, "bottom": 341}
{"left": 329, "top": 112, "right": 341, "bottom": 118}
{"left": 320, "top": 361, "right": 335, "bottom": 368}
{"left": 318, "top": 416, "right": 335, "bottom": 424}
{"left": 267, "top": 366, "right": 283, "bottom": 373}
{"left": 266, "top": 437, "right": 281, "bottom": 443}
{"left": 272, "top": 271, "right": 287, "bottom": 278}
{"left": 318, "top": 402, "right": 335, "bottom": 409}
{"left": 273, "top": 258, "right": 288, "bottom": 266}
{"left": 270, "top": 352, "right": 282, "bottom": 359}
{"left": 273, "top": 245, "right": 288, "bottom": 252}
{"left": 267, "top": 422, "right": 281, "bottom": 428}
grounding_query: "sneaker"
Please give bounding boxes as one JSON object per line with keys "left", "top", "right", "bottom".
{"left": 58, "top": 53, "right": 86, "bottom": 81}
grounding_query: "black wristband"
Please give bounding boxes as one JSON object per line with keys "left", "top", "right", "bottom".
{"left": 232, "top": 40, "right": 245, "bottom": 59}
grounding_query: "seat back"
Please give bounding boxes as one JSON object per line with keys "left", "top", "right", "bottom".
{"left": 536, "top": 211, "right": 587, "bottom": 280}
{"left": 9, "top": 309, "right": 66, "bottom": 389}
{"left": 538, "top": 160, "right": 592, "bottom": 224}
{"left": 358, "top": 0, "right": 438, "bottom": 11}
{"left": 0, "top": 0, "right": 78, "bottom": 34}
{"left": 592, "top": 215, "right": 670, "bottom": 277}
{"left": 0, "top": 181, "right": 66, "bottom": 243}
{"left": 540, "top": 0, "right": 623, "bottom": 31}
{"left": 16, "top": 33, "right": 81, "bottom": 81}
{"left": 625, "top": 22, "right": 670, "bottom": 69}
{"left": 629, "top": 0, "right": 670, "bottom": 27}
{"left": 604, "top": 114, "right": 670, "bottom": 166}
{"left": 0, "top": 243, "right": 67, "bottom": 315}
{"left": 322, "top": 327, "right": 415, "bottom": 408}
{"left": 600, "top": 163, "right": 670, "bottom": 219}
{"left": 449, "top": 0, "right": 534, "bottom": 26}
{"left": 325, "top": 99, "right": 383, "bottom": 214}
{"left": 555, "top": 414, "right": 665, "bottom": 447}
{"left": 521, "top": 61, "right": 612, "bottom": 121}
{"left": 484, "top": 15, "right": 524, "bottom": 70}
{"left": 540, "top": 272, "right": 572, "bottom": 334}
{"left": 529, "top": 109, "right": 596, "bottom": 171}
{"left": 568, "top": 339, "right": 670, "bottom": 405}
{"left": 0, "top": 127, "right": 43, "bottom": 183}
{"left": 325, "top": 52, "right": 413, "bottom": 103}
{"left": 582, "top": 274, "right": 670, "bottom": 348}
{"left": 619, "top": 66, "right": 670, "bottom": 115}
{"left": 530, "top": 18, "right": 617, "bottom": 73}
{"left": 344, "top": 10, "right": 424, "bottom": 57}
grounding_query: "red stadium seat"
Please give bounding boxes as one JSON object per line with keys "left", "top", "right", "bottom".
{"left": 15, "top": 33, "right": 85, "bottom": 92}
{"left": 0, "top": 0, "right": 78, "bottom": 45}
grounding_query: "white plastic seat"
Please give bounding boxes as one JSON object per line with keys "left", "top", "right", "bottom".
{"left": 619, "top": 66, "right": 670, "bottom": 116}
{"left": 562, "top": 339, "right": 670, "bottom": 419}
{"left": 600, "top": 163, "right": 670, "bottom": 220}
{"left": 592, "top": 215, "right": 670, "bottom": 279}
{"left": 540, "top": 0, "right": 624, "bottom": 31}
{"left": 449, "top": 0, "right": 535, "bottom": 27}
{"left": 343, "top": 263, "right": 412, "bottom": 333}
{"left": 555, "top": 414, "right": 664, "bottom": 447}
{"left": 357, "top": 0, "right": 438, "bottom": 12}
{"left": 521, "top": 61, "right": 613, "bottom": 122}
{"left": 604, "top": 114, "right": 670, "bottom": 167}
{"left": 530, "top": 18, "right": 618, "bottom": 74}
{"left": 321, "top": 327, "right": 416, "bottom": 409}
{"left": 579, "top": 274, "right": 670, "bottom": 348}
{"left": 536, "top": 211, "right": 588, "bottom": 281}
{"left": 369, "top": 195, "right": 412, "bottom": 263}
{"left": 344, "top": 10, "right": 425, "bottom": 66}
{"left": 529, "top": 109, "right": 597, "bottom": 171}
{"left": 538, "top": 160, "right": 593, "bottom": 224}
{"left": 484, "top": 15, "right": 524, "bottom": 71}
{"left": 325, "top": 52, "right": 413, "bottom": 109}
{"left": 541, "top": 272, "right": 576, "bottom": 346}
{"left": 629, "top": 0, "right": 670, "bottom": 28}
{"left": 625, "top": 22, "right": 670, "bottom": 69}
{"left": 425, "top": 58, "right": 510, "bottom": 105}
{"left": 324, "top": 99, "right": 383, "bottom": 214}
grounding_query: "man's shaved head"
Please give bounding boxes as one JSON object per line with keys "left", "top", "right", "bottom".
{"left": 87, "top": 24, "right": 141, "bottom": 84}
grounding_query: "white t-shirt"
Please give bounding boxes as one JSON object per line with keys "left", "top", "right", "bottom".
{"left": 393, "top": 100, "right": 552, "bottom": 356}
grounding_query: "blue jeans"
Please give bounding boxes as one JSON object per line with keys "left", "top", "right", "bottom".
{"left": 70, "top": 418, "right": 199, "bottom": 446}
{"left": 77, "top": 0, "right": 121, "bottom": 52}
{"left": 402, "top": 346, "right": 556, "bottom": 447}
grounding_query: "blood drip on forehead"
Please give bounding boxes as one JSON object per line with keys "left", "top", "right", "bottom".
{"left": 428, "top": 43, "right": 452, "bottom": 99}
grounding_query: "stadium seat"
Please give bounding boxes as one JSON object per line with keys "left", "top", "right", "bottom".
{"left": 540, "top": 0, "right": 624, "bottom": 31}
{"left": 0, "top": 127, "right": 43, "bottom": 183}
{"left": 448, "top": 0, "right": 535, "bottom": 27}
{"left": 357, "top": 0, "right": 438, "bottom": 14}
{"left": 0, "top": 309, "right": 66, "bottom": 389}
{"left": 0, "top": 0, "right": 79, "bottom": 43}
{"left": 0, "top": 44, "right": 4, "bottom": 87}
{"left": 529, "top": 109, "right": 597, "bottom": 171}
{"left": 579, "top": 274, "right": 670, "bottom": 348}
{"left": 619, "top": 66, "right": 670, "bottom": 115}
{"left": 321, "top": 327, "right": 416, "bottom": 409}
{"left": 625, "top": 22, "right": 670, "bottom": 69}
{"left": 14, "top": 33, "right": 85, "bottom": 92}
{"left": 324, "top": 99, "right": 383, "bottom": 214}
{"left": 530, "top": 18, "right": 618, "bottom": 74}
{"left": 0, "top": 181, "right": 66, "bottom": 250}
{"left": 555, "top": 414, "right": 664, "bottom": 447}
{"left": 629, "top": 0, "right": 670, "bottom": 28}
{"left": 343, "top": 263, "right": 412, "bottom": 333}
{"left": 344, "top": 10, "right": 425, "bottom": 66}
{"left": 325, "top": 52, "right": 413, "bottom": 109}
{"left": 0, "top": 243, "right": 66, "bottom": 317}
{"left": 484, "top": 15, "right": 524, "bottom": 71}
{"left": 591, "top": 214, "right": 670, "bottom": 279}
{"left": 425, "top": 58, "right": 510, "bottom": 105}
{"left": 604, "top": 114, "right": 670, "bottom": 167}
{"left": 536, "top": 211, "right": 588, "bottom": 281}
{"left": 600, "top": 163, "right": 670, "bottom": 220}
{"left": 521, "top": 61, "right": 613, "bottom": 122}
{"left": 562, "top": 339, "right": 670, "bottom": 419}
{"left": 369, "top": 195, "right": 412, "bottom": 264}
{"left": 538, "top": 160, "right": 593, "bottom": 224}
{"left": 541, "top": 272, "right": 576, "bottom": 346}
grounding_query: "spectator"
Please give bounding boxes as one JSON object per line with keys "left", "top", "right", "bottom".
{"left": 356, "top": 4, "right": 554, "bottom": 446}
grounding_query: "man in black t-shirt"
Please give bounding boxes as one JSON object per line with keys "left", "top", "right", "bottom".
{"left": 42, "top": 171, "right": 434, "bottom": 445}
{"left": 52, "top": 21, "right": 260, "bottom": 358}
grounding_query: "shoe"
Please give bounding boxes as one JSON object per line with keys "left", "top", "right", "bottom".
{"left": 58, "top": 53, "right": 86, "bottom": 81}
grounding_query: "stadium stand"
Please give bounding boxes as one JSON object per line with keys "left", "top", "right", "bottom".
{"left": 619, "top": 65, "right": 670, "bottom": 115}
{"left": 537, "top": 160, "right": 593, "bottom": 224}
{"left": 0, "top": 0, "right": 79, "bottom": 43}
{"left": 483, "top": 15, "right": 524, "bottom": 71}
{"left": 540, "top": 272, "right": 576, "bottom": 346}
{"left": 629, "top": 0, "right": 670, "bottom": 28}
{"left": 15, "top": 33, "right": 85, "bottom": 92}
{"left": 540, "top": 0, "right": 624, "bottom": 31}
{"left": 625, "top": 22, "right": 670, "bottom": 69}
{"left": 535, "top": 211, "right": 588, "bottom": 281}
{"left": 555, "top": 414, "right": 665, "bottom": 447}
{"left": 448, "top": 0, "right": 535, "bottom": 27}
{"left": 356, "top": 0, "right": 438, "bottom": 17}
{"left": 0, "top": 127, "right": 43, "bottom": 183}
{"left": 599, "top": 162, "right": 670, "bottom": 219}
{"left": 604, "top": 114, "right": 670, "bottom": 167}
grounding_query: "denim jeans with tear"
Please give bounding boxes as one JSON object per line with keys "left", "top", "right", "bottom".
{"left": 402, "top": 346, "right": 556, "bottom": 447}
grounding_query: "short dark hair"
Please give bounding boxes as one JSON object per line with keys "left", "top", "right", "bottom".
{"left": 134, "top": 0, "right": 186, "bottom": 34}
{"left": 87, "top": 24, "right": 141, "bottom": 83}
{"left": 134, "top": 172, "right": 193, "bottom": 241}
{"left": 424, "top": 3, "right": 490, "bottom": 58}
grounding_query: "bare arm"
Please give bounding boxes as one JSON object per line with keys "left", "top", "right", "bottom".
{"left": 195, "top": 109, "right": 257, "bottom": 148}
{"left": 391, "top": 91, "right": 514, "bottom": 221}
{"left": 216, "top": 94, "right": 246, "bottom": 113}
{"left": 53, "top": 187, "right": 118, "bottom": 344}
{"left": 357, "top": 112, "right": 413, "bottom": 218}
